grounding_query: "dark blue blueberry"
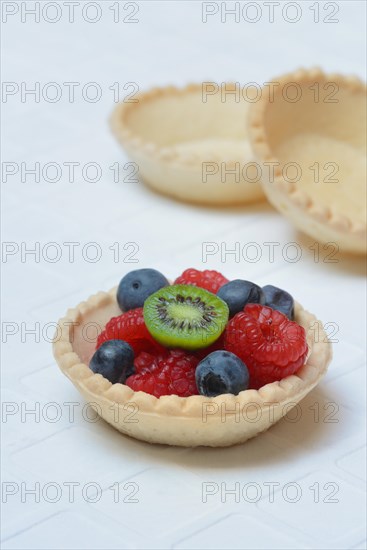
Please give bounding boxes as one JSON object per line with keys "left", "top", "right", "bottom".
{"left": 89, "top": 340, "right": 134, "bottom": 384}
{"left": 117, "top": 268, "right": 169, "bottom": 311}
{"left": 217, "top": 279, "right": 264, "bottom": 318}
{"left": 262, "top": 284, "right": 294, "bottom": 320}
{"left": 195, "top": 350, "right": 249, "bottom": 397}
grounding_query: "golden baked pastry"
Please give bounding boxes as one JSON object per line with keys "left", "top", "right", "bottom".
{"left": 110, "top": 83, "right": 265, "bottom": 205}
{"left": 249, "top": 68, "right": 366, "bottom": 254}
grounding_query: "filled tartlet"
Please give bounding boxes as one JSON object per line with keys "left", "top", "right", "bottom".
{"left": 53, "top": 268, "right": 332, "bottom": 447}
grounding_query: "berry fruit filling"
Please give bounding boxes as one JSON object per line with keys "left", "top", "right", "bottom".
{"left": 225, "top": 304, "right": 307, "bottom": 389}
{"left": 90, "top": 268, "right": 306, "bottom": 397}
{"left": 96, "top": 307, "right": 165, "bottom": 356}
{"left": 117, "top": 268, "right": 169, "bottom": 311}
{"left": 126, "top": 350, "right": 199, "bottom": 398}
{"left": 174, "top": 268, "right": 229, "bottom": 294}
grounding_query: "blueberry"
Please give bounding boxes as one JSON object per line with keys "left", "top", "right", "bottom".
{"left": 89, "top": 340, "right": 134, "bottom": 384}
{"left": 117, "top": 268, "right": 169, "bottom": 311}
{"left": 195, "top": 350, "right": 249, "bottom": 397}
{"left": 217, "top": 280, "right": 264, "bottom": 318}
{"left": 262, "top": 284, "right": 294, "bottom": 320}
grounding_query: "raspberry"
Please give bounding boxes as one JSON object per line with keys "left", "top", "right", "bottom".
{"left": 96, "top": 308, "right": 164, "bottom": 357}
{"left": 126, "top": 350, "right": 199, "bottom": 398}
{"left": 224, "top": 304, "right": 308, "bottom": 389}
{"left": 174, "top": 268, "right": 229, "bottom": 294}
{"left": 133, "top": 351, "right": 156, "bottom": 372}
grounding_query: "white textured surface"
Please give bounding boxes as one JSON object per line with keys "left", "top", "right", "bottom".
{"left": 1, "top": 1, "right": 366, "bottom": 549}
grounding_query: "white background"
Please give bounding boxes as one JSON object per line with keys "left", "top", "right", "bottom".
{"left": 1, "top": 1, "right": 366, "bottom": 549}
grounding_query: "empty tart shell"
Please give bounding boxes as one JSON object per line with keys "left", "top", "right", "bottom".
{"left": 110, "top": 83, "right": 265, "bottom": 206}
{"left": 53, "top": 287, "right": 332, "bottom": 447}
{"left": 249, "top": 68, "right": 367, "bottom": 254}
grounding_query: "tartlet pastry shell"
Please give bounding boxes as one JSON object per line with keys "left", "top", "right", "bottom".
{"left": 53, "top": 288, "right": 332, "bottom": 447}
{"left": 110, "top": 83, "right": 265, "bottom": 205}
{"left": 248, "top": 68, "right": 367, "bottom": 254}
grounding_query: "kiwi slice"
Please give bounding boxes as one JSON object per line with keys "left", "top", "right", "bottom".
{"left": 143, "top": 284, "right": 229, "bottom": 350}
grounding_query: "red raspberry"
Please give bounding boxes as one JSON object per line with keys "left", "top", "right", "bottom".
{"left": 96, "top": 308, "right": 164, "bottom": 356}
{"left": 133, "top": 351, "right": 157, "bottom": 373}
{"left": 224, "top": 304, "right": 308, "bottom": 389}
{"left": 174, "top": 268, "right": 229, "bottom": 294}
{"left": 126, "top": 350, "right": 199, "bottom": 398}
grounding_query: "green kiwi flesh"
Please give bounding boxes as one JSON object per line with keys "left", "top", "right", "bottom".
{"left": 143, "top": 284, "right": 229, "bottom": 350}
